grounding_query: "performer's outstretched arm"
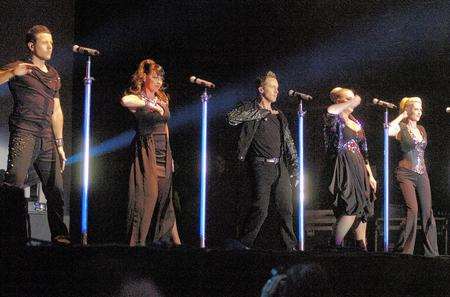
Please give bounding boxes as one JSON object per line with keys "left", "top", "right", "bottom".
{"left": 227, "top": 101, "right": 270, "bottom": 126}
{"left": 0, "top": 63, "right": 36, "bottom": 85}
{"left": 121, "top": 94, "right": 164, "bottom": 115}
{"left": 120, "top": 94, "right": 146, "bottom": 110}
{"left": 388, "top": 111, "right": 408, "bottom": 137}
{"left": 327, "top": 95, "right": 361, "bottom": 115}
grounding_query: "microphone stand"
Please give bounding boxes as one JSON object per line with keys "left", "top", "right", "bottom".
{"left": 199, "top": 88, "right": 210, "bottom": 248}
{"left": 297, "top": 99, "right": 306, "bottom": 251}
{"left": 81, "top": 56, "right": 94, "bottom": 246}
{"left": 383, "top": 107, "right": 390, "bottom": 252}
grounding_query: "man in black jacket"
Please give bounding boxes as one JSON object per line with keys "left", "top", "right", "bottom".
{"left": 227, "top": 71, "right": 298, "bottom": 250}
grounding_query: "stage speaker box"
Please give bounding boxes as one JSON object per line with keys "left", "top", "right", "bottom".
{"left": 305, "top": 210, "right": 335, "bottom": 249}
{"left": 27, "top": 202, "right": 51, "bottom": 243}
{"left": 26, "top": 182, "right": 50, "bottom": 244}
{"left": 26, "top": 183, "right": 69, "bottom": 245}
{"left": 374, "top": 217, "right": 448, "bottom": 254}
{"left": 26, "top": 202, "right": 70, "bottom": 245}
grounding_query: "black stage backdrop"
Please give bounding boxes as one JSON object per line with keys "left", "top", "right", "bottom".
{"left": 0, "top": 1, "right": 74, "bottom": 215}
{"left": 73, "top": 0, "right": 447, "bottom": 246}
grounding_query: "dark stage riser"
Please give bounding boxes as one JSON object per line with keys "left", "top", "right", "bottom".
{"left": 3, "top": 246, "right": 450, "bottom": 297}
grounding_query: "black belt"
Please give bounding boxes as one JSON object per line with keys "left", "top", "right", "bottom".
{"left": 254, "top": 157, "right": 280, "bottom": 164}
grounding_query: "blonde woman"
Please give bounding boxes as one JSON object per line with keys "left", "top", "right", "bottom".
{"left": 324, "top": 87, "right": 377, "bottom": 251}
{"left": 388, "top": 97, "right": 438, "bottom": 256}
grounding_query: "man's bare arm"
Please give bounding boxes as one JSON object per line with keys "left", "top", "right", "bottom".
{"left": 0, "top": 63, "right": 36, "bottom": 85}
{"left": 52, "top": 98, "right": 64, "bottom": 140}
{"left": 52, "top": 98, "right": 66, "bottom": 172}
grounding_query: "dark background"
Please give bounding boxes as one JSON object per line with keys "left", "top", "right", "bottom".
{"left": 2, "top": 0, "right": 449, "bottom": 247}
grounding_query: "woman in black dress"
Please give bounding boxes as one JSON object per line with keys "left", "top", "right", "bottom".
{"left": 388, "top": 97, "right": 438, "bottom": 256}
{"left": 324, "top": 87, "right": 377, "bottom": 250}
{"left": 120, "top": 59, "right": 181, "bottom": 247}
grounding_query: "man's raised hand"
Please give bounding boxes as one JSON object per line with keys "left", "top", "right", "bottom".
{"left": 12, "top": 63, "right": 37, "bottom": 77}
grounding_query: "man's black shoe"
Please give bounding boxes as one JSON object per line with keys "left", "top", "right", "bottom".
{"left": 224, "top": 239, "right": 251, "bottom": 251}
{"left": 52, "top": 235, "right": 71, "bottom": 246}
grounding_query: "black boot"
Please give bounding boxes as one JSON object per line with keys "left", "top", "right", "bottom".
{"left": 356, "top": 239, "right": 368, "bottom": 252}
{"left": 330, "top": 237, "right": 344, "bottom": 249}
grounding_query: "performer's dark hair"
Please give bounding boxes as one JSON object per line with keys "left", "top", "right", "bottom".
{"left": 26, "top": 25, "right": 51, "bottom": 45}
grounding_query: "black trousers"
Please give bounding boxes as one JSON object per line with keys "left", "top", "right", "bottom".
{"left": 1, "top": 131, "right": 68, "bottom": 244}
{"left": 239, "top": 160, "right": 297, "bottom": 250}
{"left": 395, "top": 167, "right": 438, "bottom": 256}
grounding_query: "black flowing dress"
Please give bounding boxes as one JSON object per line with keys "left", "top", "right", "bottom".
{"left": 324, "top": 113, "right": 374, "bottom": 221}
{"left": 127, "top": 98, "right": 175, "bottom": 246}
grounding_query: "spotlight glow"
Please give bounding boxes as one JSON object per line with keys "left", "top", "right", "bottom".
{"left": 66, "top": 130, "right": 135, "bottom": 165}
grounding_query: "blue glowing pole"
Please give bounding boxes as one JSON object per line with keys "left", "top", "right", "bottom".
{"left": 81, "top": 56, "right": 93, "bottom": 246}
{"left": 383, "top": 108, "right": 390, "bottom": 252}
{"left": 199, "top": 88, "right": 210, "bottom": 248}
{"left": 297, "top": 101, "right": 305, "bottom": 251}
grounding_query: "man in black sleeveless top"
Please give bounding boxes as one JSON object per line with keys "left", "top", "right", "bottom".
{"left": 0, "top": 25, "right": 69, "bottom": 245}
{"left": 227, "top": 71, "right": 298, "bottom": 251}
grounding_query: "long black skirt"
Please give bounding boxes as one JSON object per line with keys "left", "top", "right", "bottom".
{"left": 328, "top": 150, "right": 374, "bottom": 222}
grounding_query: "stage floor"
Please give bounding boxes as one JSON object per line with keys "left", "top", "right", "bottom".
{"left": 3, "top": 245, "right": 450, "bottom": 297}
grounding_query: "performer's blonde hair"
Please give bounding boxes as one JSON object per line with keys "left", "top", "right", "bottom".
{"left": 399, "top": 97, "right": 422, "bottom": 113}
{"left": 330, "top": 87, "right": 352, "bottom": 102}
{"left": 256, "top": 71, "right": 277, "bottom": 88}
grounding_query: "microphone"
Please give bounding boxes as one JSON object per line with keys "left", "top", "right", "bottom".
{"left": 288, "top": 90, "right": 313, "bottom": 101}
{"left": 373, "top": 98, "right": 397, "bottom": 109}
{"left": 446, "top": 107, "right": 450, "bottom": 114}
{"left": 73, "top": 45, "right": 100, "bottom": 56}
{"left": 189, "top": 76, "right": 215, "bottom": 88}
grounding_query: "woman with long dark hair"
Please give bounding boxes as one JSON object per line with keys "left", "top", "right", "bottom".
{"left": 121, "top": 59, "right": 180, "bottom": 246}
{"left": 323, "top": 87, "right": 377, "bottom": 250}
{"left": 388, "top": 97, "right": 438, "bottom": 256}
